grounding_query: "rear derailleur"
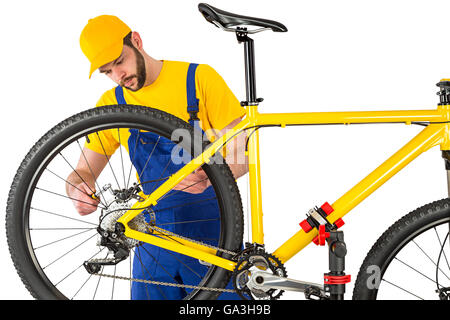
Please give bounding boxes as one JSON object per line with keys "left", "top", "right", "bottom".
{"left": 83, "top": 223, "right": 130, "bottom": 274}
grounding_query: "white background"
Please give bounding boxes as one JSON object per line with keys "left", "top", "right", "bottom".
{"left": 1, "top": 0, "right": 450, "bottom": 299}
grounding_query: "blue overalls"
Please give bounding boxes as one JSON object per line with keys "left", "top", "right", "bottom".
{"left": 115, "top": 63, "right": 239, "bottom": 300}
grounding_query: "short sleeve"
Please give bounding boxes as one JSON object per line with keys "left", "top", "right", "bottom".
{"left": 196, "top": 64, "right": 245, "bottom": 131}
{"left": 95, "top": 88, "right": 118, "bottom": 107}
{"left": 84, "top": 89, "right": 120, "bottom": 155}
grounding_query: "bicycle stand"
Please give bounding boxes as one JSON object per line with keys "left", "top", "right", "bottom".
{"left": 243, "top": 228, "right": 351, "bottom": 300}
{"left": 324, "top": 230, "right": 350, "bottom": 300}
{"left": 243, "top": 229, "right": 350, "bottom": 300}
{"left": 299, "top": 203, "right": 351, "bottom": 300}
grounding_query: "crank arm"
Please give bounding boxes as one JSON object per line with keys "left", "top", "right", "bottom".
{"left": 249, "top": 271, "right": 327, "bottom": 297}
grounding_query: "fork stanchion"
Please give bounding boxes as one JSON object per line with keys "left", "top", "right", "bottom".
{"left": 441, "top": 150, "right": 450, "bottom": 197}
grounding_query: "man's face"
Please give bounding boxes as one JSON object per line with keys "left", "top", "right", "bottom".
{"left": 98, "top": 44, "right": 146, "bottom": 92}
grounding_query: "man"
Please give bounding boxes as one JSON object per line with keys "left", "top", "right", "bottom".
{"left": 66, "top": 15, "right": 247, "bottom": 299}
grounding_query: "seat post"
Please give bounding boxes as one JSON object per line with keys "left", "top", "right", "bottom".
{"left": 236, "top": 28, "right": 258, "bottom": 104}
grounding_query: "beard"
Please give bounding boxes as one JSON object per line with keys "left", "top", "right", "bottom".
{"left": 121, "top": 46, "right": 147, "bottom": 92}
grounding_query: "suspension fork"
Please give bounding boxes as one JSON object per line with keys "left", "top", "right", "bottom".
{"left": 441, "top": 151, "right": 450, "bottom": 283}
{"left": 443, "top": 151, "right": 450, "bottom": 197}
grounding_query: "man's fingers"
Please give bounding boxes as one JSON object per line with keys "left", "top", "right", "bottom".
{"left": 71, "top": 183, "right": 99, "bottom": 215}
{"left": 173, "top": 173, "right": 210, "bottom": 194}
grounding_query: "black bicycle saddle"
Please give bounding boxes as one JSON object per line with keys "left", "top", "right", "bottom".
{"left": 198, "top": 3, "right": 288, "bottom": 32}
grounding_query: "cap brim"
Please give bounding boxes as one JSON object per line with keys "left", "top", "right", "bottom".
{"left": 88, "top": 40, "right": 124, "bottom": 79}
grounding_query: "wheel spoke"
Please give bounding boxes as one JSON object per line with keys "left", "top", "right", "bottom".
{"left": 139, "top": 245, "right": 189, "bottom": 296}
{"left": 148, "top": 158, "right": 172, "bottom": 195}
{"left": 45, "top": 167, "right": 107, "bottom": 207}
{"left": 159, "top": 178, "right": 210, "bottom": 201}
{"left": 76, "top": 140, "right": 108, "bottom": 207}
{"left": 382, "top": 278, "right": 425, "bottom": 300}
{"left": 30, "top": 227, "right": 96, "bottom": 231}
{"left": 152, "top": 197, "right": 217, "bottom": 215}
{"left": 129, "top": 254, "right": 132, "bottom": 297}
{"left": 54, "top": 247, "right": 105, "bottom": 287}
{"left": 42, "top": 232, "right": 98, "bottom": 270}
{"left": 71, "top": 273, "right": 94, "bottom": 300}
{"left": 412, "top": 239, "right": 450, "bottom": 281}
{"left": 163, "top": 250, "right": 203, "bottom": 280}
{"left": 393, "top": 257, "right": 444, "bottom": 288}
{"left": 138, "top": 135, "right": 160, "bottom": 182}
{"left": 117, "top": 129, "right": 127, "bottom": 189}
{"left": 59, "top": 151, "right": 97, "bottom": 197}
{"left": 434, "top": 227, "right": 450, "bottom": 272}
{"left": 95, "top": 132, "right": 121, "bottom": 190}
{"left": 30, "top": 207, "right": 98, "bottom": 226}
{"left": 111, "top": 265, "right": 117, "bottom": 300}
{"left": 35, "top": 187, "right": 105, "bottom": 210}
{"left": 138, "top": 176, "right": 171, "bottom": 187}
{"left": 126, "top": 130, "right": 140, "bottom": 189}
{"left": 158, "top": 218, "right": 218, "bottom": 226}
{"left": 33, "top": 228, "right": 94, "bottom": 250}
{"left": 93, "top": 253, "right": 109, "bottom": 300}
{"left": 134, "top": 247, "right": 169, "bottom": 299}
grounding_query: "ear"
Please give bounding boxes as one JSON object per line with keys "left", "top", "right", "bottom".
{"left": 130, "top": 31, "right": 143, "bottom": 50}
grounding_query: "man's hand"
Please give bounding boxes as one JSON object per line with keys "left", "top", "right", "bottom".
{"left": 67, "top": 181, "right": 100, "bottom": 216}
{"left": 173, "top": 168, "right": 211, "bottom": 194}
{"left": 66, "top": 147, "right": 109, "bottom": 216}
{"left": 172, "top": 117, "right": 248, "bottom": 195}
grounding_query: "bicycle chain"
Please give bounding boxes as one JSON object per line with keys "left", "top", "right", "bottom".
{"left": 89, "top": 224, "right": 239, "bottom": 293}
{"left": 93, "top": 272, "right": 236, "bottom": 293}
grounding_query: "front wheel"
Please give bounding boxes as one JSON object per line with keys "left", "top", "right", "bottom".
{"left": 353, "top": 198, "right": 450, "bottom": 300}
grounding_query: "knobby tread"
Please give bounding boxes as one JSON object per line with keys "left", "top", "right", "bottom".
{"left": 6, "top": 105, "right": 244, "bottom": 300}
{"left": 352, "top": 197, "right": 450, "bottom": 300}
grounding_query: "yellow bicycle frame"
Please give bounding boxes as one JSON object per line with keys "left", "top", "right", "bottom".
{"left": 117, "top": 103, "right": 450, "bottom": 272}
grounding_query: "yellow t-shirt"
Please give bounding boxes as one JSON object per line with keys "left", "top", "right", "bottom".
{"left": 85, "top": 60, "right": 245, "bottom": 155}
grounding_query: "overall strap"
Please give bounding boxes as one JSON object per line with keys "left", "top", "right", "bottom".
{"left": 115, "top": 85, "right": 126, "bottom": 104}
{"left": 186, "top": 63, "right": 201, "bottom": 130}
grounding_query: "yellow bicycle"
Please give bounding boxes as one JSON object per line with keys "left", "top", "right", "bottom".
{"left": 6, "top": 3, "right": 450, "bottom": 300}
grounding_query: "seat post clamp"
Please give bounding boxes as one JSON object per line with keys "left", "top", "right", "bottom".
{"left": 236, "top": 27, "right": 249, "bottom": 43}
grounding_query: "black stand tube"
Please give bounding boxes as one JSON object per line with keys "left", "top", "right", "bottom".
{"left": 325, "top": 231, "right": 347, "bottom": 300}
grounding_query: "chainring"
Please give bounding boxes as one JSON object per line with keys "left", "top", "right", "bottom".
{"left": 232, "top": 248, "right": 287, "bottom": 300}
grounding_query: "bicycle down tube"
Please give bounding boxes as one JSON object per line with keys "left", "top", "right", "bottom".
{"left": 117, "top": 104, "right": 450, "bottom": 270}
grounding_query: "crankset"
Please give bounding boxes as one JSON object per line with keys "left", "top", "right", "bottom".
{"left": 232, "top": 245, "right": 327, "bottom": 300}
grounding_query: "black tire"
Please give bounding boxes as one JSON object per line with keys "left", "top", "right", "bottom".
{"left": 6, "top": 105, "right": 244, "bottom": 300}
{"left": 353, "top": 198, "right": 450, "bottom": 300}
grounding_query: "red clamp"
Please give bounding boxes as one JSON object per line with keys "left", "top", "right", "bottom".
{"left": 312, "top": 225, "right": 329, "bottom": 246}
{"left": 299, "top": 202, "right": 346, "bottom": 246}
{"left": 334, "top": 218, "right": 345, "bottom": 229}
{"left": 299, "top": 219, "right": 313, "bottom": 233}
{"left": 324, "top": 274, "right": 351, "bottom": 285}
{"left": 320, "top": 202, "right": 334, "bottom": 216}
{"left": 299, "top": 202, "right": 334, "bottom": 233}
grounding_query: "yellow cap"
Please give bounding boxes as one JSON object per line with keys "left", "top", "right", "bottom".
{"left": 80, "top": 15, "right": 131, "bottom": 78}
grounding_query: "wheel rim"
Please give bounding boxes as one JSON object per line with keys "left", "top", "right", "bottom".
{"left": 373, "top": 217, "right": 450, "bottom": 300}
